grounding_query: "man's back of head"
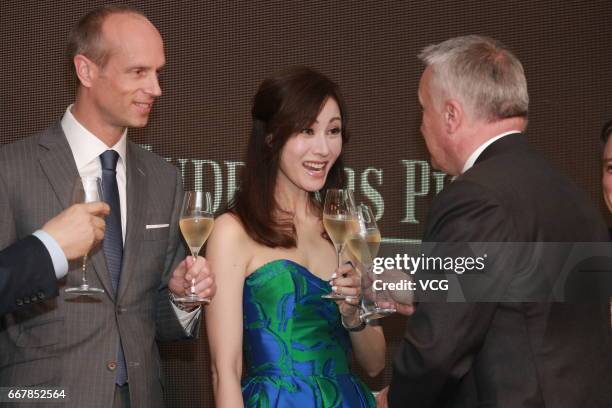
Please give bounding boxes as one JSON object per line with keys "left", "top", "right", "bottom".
{"left": 417, "top": 35, "right": 529, "bottom": 175}
{"left": 418, "top": 35, "right": 528, "bottom": 123}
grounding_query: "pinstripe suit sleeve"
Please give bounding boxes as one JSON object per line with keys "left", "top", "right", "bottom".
{"left": 155, "top": 167, "right": 201, "bottom": 342}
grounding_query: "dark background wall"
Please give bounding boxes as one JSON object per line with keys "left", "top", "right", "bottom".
{"left": 1, "top": 1, "right": 611, "bottom": 406}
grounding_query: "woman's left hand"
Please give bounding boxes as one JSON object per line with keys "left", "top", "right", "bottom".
{"left": 331, "top": 262, "right": 361, "bottom": 323}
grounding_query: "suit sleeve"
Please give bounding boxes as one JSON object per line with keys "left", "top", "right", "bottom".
{"left": 0, "top": 235, "right": 59, "bottom": 316}
{"left": 388, "top": 180, "right": 516, "bottom": 408}
{"left": 154, "top": 168, "right": 200, "bottom": 342}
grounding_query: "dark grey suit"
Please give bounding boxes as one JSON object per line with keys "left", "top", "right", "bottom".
{"left": 0, "top": 122, "right": 195, "bottom": 407}
{"left": 388, "top": 134, "right": 612, "bottom": 408}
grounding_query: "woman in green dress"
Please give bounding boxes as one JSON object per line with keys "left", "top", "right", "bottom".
{"left": 206, "top": 66, "right": 386, "bottom": 407}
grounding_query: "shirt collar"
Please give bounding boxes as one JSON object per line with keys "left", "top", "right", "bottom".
{"left": 61, "top": 104, "right": 127, "bottom": 171}
{"left": 461, "top": 130, "right": 521, "bottom": 174}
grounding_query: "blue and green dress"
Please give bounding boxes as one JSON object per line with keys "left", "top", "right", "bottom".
{"left": 241, "top": 259, "right": 375, "bottom": 407}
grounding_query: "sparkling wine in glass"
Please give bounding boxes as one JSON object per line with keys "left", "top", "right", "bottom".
{"left": 65, "top": 176, "right": 105, "bottom": 295}
{"left": 175, "top": 191, "right": 214, "bottom": 305}
{"left": 322, "top": 188, "right": 356, "bottom": 300}
{"left": 346, "top": 230, "right": 381, "bottom": 266}
{"left": 351, "top": 204, "right": 395, "bottom": 321}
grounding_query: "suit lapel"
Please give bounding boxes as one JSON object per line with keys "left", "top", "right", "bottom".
{"left": 117, "top": 142, "right": 147, "bottom": 302}
{"left": 38, "top": 121, "right": 114, "bottom": 298}
{"left": 38, "top": 122, "right": 79, "bottom": 209}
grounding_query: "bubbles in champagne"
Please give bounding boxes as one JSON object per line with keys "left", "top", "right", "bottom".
{"left": 179, "top": 217, "right": 214, "bottom": 255}
{"left": 323, "top": 214, "right": 356, "bottom": 248}
{"left": 347, "top": 229, "right": 381, "bottom": 265}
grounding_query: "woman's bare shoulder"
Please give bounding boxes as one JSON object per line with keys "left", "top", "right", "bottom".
{"left": 209, "top": 213, "right": 250, "bottom": 245}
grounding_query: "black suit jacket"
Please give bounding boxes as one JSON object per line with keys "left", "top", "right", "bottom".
{"left": 0, "top": 235, "right": 58, "bottom": 315}
{"left": 389, "top": 134, "right": 612, "bottom": 408}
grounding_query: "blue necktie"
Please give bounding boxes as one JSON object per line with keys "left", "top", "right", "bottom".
{"left": 100, "top": 150, "right": 128, "bottom": 386}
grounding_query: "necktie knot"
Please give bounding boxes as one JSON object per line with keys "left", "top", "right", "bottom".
{"left": 100, "top": 150, "right": 119, "bottom": 172}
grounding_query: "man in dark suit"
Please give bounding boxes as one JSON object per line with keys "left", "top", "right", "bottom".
{"left": 0, "top": 202, "right": 108, "bottom": 315}
{"left": 377, "top": 35, "right": 612, "bottom": 407}
{"left": 0, "top": 5, "right": 215, "bottom": 407}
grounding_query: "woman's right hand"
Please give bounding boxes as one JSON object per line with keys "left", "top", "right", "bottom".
{"left": 331, "top": 263, "right": 362, "bottom": 325}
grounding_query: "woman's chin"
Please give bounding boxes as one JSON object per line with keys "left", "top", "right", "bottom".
{"left": 300, "top": 179, "right": 327, "bottom": 193}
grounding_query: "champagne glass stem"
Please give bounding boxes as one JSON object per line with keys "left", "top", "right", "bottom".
{"left": 81, "top": 255, "right": 89, "bottom": 287}
{"left": 336, "top": 244, "right": 343, "bottom": 269}
{"left": 190, "top": 253, "right": 197, "bottom": 294}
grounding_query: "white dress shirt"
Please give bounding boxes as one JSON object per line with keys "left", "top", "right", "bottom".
{"left": 461, "top": 130, "right": 522, "bottom": 174}
{"left": 61, "top": 105, "right": 127, "bottom": 241}
{"left": 33, "top": 229, "right": 69, "bottom": 278}
{"left": 35, "top": 106, "right": 127, "bottom": 280}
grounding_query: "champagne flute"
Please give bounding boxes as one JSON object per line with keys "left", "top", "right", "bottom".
{"left": 346, "top": 207, "right": 379, "bottom": 266}
{"left": 175, "top": 191, "right": 214, "bottom": 304}
{"left": 349, "top": 204, "right": 396, "bottom": 321}
{"left": 65, "top": 176, "right": 105, "bottom": 295}
{"left": 322, "top": 189, "right": 356, "bottom": 300}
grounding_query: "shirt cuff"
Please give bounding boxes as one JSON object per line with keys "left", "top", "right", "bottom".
{"left": 32, "top": 230, "right": 69, "bottom": 279}
{"left": 171, "top": 301, "right": 202, "bottom": 334}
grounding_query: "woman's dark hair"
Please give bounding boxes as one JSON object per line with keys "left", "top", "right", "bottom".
{"left": 230, "top": 66, "right": 349, "bottom": 248}
{"left": 601, "top": 119, "right": 612, "bottom": 143}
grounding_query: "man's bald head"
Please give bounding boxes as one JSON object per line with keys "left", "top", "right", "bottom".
{"left": 66, "top": 5, "right": 156, "bottom": 77}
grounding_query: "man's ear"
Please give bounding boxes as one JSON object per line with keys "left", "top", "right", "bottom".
{"left": 444, "top": 99, "right": 463, "bottom": 134}
{"left": 73, "top": 54, "right": 97, "bottom": 88}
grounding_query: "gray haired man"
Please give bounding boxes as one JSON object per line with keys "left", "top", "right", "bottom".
{"left": 377, "top": 35, "right": 612, "bottom": 408}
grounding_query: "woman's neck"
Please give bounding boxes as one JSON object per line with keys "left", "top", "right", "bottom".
{"left": 274, "top": 181, "right": 313, "bottom": 222}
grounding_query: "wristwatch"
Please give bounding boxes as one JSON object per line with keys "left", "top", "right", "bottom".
{"left": 341, "top": 315, "right": 366, "bottom": 332}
